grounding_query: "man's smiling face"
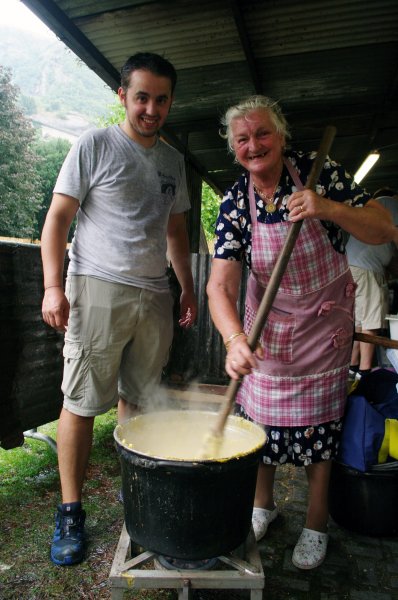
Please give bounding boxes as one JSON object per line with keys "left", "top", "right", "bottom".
{"left": 118, "top": 68, "right": 173, "bottom": 148}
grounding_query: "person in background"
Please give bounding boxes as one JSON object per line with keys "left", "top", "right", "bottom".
{"left": 41, "top": 52, "right": 197, "bottom": 566}
{"left": 206, "top": 95, "right": 395, "bottom": 570}
{"left": 347, "top": 187, "right": 398, "bottom": 380}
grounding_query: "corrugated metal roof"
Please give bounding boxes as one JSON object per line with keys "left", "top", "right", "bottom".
{"left": 23, "top": 0, "right": 398, "bottom": 195}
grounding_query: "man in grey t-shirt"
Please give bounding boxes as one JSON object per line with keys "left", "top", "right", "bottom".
{"left": 41, "top": 53, "right": 197, "bottom": 566}
{"left": 347, "top": 187, "right": 398, "bottom": 379}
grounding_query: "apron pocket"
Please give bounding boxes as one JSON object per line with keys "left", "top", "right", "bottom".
{"left": 245, "top": 305, "right": 295, "bottom": 364}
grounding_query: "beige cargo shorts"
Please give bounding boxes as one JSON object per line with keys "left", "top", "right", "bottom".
{"left": 62, "top": 275, "right": 174, "bottom": 417}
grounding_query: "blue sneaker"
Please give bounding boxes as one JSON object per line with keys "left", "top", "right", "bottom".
{"left": 51, "top": 505, "right": 86, "bottom": 566}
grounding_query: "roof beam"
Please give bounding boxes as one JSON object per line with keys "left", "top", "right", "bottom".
{"left": 161, "top": 126, "right": 224, "bottom": 195}
{"left": 367, "top": 59, "right": 398, "bottom": 149}
{"left": 229, "top": 0, "right": 263, "bottom": 94}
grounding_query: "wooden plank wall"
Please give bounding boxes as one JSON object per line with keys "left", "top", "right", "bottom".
{"left": 0, "top": 242, "right": 65, "bottom": 449}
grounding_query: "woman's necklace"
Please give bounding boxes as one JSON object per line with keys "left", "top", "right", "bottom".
{"left": 253, "top": 179, "right": 280, "bottom": 214}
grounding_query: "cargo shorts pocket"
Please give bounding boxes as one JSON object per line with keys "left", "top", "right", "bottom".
{"left": 62, "top": 339, "right": 85, "bottom": 401}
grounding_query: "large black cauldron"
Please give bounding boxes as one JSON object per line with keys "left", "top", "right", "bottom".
{"left": 114, "top": 410, "right": 265, "bottom": 559}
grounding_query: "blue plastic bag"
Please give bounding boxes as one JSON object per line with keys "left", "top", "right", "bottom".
{"left": 338, "top": 369, "right": 398, "bottom": 472}
{"left": 337, "top": 395, "right": 385, "bottom": 471}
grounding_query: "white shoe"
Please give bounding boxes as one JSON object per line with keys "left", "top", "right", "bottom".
{"left": 292, "top": 527, "right": 329, "bottom": 570}
{"left": 251, "top": 506, "right": 278, "bottom": 541}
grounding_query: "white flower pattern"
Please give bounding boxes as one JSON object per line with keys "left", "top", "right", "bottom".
{"left": 236, "top": 407, "right": 342, "bottom": 466}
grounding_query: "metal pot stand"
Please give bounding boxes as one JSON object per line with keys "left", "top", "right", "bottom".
{"left": 109, "top": 522, "right": 264, "bottom": 599}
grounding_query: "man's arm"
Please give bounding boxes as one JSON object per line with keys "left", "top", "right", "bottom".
{"left": 41, "top": 193, "right": 80, "bottom": 331}
{"left": 167, "top": 212, "right": 197, "bottom": 327}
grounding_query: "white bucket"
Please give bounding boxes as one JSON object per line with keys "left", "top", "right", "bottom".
{"left": 386, "top": 315, "right": 398, "bottom": 340}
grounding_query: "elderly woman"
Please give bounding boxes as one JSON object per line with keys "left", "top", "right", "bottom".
{"left": 206, "top": 95, "right": 395, "bottom": 569}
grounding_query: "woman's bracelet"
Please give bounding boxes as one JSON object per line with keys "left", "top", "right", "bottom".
{"left": 224, "top": 331, "right": 246, "bottom": 351}
{"left": 44, "top": 285, "right": 63, "bottom": 291}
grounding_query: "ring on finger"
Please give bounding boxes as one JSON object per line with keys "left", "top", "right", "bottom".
{"left": 300, "top": 205, "right": 304, "bottom": 212}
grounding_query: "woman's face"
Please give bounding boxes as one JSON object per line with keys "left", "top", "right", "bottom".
{"left": 231, "top": 109, "right": 285, "bottom": 178}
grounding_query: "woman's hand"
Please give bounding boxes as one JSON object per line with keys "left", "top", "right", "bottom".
{"left": 225, "top": 335, "right": 264, "bottom": 381}
{"left": 287, "top": 189, "right": 330, "bottom": 221}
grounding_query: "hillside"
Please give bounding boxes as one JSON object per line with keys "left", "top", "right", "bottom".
{"left": 0, "top": 25, "right": 116, "bottom": 137}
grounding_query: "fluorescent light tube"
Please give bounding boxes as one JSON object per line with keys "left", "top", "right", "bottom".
{"left": 354, "top": 152, "right": 380, "bottom": 184}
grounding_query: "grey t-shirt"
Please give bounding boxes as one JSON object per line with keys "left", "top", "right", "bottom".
{"left": 346, "top": 196, "right": 398, "bottom": 274}
{"left": 54, "top": 125, "right": 190, "bottom": 291}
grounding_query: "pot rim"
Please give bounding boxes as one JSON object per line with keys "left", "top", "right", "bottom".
{"left": 114, "top": 409, "right": 266, "bottom": 464}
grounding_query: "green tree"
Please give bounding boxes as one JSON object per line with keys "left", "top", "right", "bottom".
{"left": 0, "top": 66, "right": 42, "bottom": 238}
{"left": 201, "top": 182, "right": 220, "bottom": 242}
{"left": 97, "top": 96, "right": 125, "bottom": 127}
{"left": 32, "top": 137, "right": 72, "bottom": 240}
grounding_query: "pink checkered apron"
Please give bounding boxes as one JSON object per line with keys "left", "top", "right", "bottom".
{"left": 236, "top": 159, "right": 355, "bottom": 426}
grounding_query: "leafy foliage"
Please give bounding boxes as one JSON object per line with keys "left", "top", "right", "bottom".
{"left": 0, "top": 26, "right": 116, "bottom": 240}
{"left": 201, "top": 182, "right": 221, "bottom": 241}
{"left": 97, "top": 96, "right": 125, "bottom": 127}
{"left": 0, "top": 66, "right": 42, "bottom": 238}
{"left": 32, "top": 137, "right": 72, "bottom": 239}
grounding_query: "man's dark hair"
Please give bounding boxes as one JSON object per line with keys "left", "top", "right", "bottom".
{"left": 373, "top": 187, "right": 396, "bottom": 198}
{"left": 120, "top": 52, "right": 177, "bottom": 94}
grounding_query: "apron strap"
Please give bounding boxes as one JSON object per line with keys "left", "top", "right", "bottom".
{"left": 248, "top": 174, "right": 258, "bottom": 226}
{"left": 282, "top": 157, "right": 305, "bottom": 191}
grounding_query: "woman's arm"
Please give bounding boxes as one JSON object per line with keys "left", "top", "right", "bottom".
{"left": 207, "top": 258, "right": 261, "bottom": 379}
{"left": 288, "top": 193, "right": 395, "bottom": 244}
{"left": 206, "top": 258, "right": 243, "bottom": 341}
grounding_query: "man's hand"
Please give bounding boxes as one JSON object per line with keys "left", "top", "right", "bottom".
{"left": 42, "top": 287, "right": 70, "bottom": 332}
{"left": 178, "top": 288, "right": 197, "bottom": 328}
